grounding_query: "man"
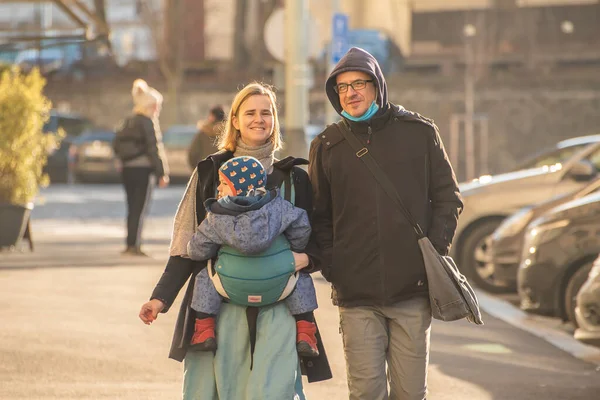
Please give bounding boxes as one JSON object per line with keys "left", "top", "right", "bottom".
{"left": 309, "top": 47, "right": 463, "bottom": 399}
{"left": 187, "top": 104, "right": 226, "bottom": 169}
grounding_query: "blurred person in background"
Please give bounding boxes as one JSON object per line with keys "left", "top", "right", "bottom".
{"left": 187, "top": 104, "right": 226, "bottom": 169}
{"left": 112, "top": 79, "right": 170, "bottom": 257}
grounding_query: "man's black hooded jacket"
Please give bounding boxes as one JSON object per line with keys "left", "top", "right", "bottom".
{"left": 309, "top": 47, "right": 464, "bottom": 307}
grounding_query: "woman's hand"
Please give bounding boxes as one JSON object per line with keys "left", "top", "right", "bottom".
{"left": 292, "top": 252, "right": 309, "bottom": 272}
{"left": 158, "top": 175, "right": 170, "bottom": 188}
{"left": 139, "top": 299, "right": 165, "bottom": 325}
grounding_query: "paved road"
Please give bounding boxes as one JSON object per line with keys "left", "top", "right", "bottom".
{"left": 1, "top": 184, "right": 599, "bottom": 399}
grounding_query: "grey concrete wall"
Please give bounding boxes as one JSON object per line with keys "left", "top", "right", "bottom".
{"left": 44, "top": 76, "right": 600, "bottom": 180}
{"left": 388, "top": 85, "right": 600, "bottom": 178}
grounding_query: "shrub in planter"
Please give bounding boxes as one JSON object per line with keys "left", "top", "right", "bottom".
{"left": 0, "top": 68, "right": 60, "bottom": 248}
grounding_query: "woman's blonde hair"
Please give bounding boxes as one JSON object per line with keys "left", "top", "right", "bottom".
{"left": 132, "top": 79, "right": 163, "bottom": 117}
{"left": 218, "top": 82, "right": 282, "bottom": 152}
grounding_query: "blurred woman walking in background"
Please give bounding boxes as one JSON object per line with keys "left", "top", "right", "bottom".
{"left": 112, "top": 79, "right": 170, "bottom": 256}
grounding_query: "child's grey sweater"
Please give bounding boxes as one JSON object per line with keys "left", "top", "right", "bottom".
{"left": 187, "top": 190, "right": 311, "bottom": 260}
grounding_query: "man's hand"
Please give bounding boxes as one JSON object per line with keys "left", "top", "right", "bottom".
{"left": 292, "top": 252, "right": 309, "bottom": 272}
{"left": 158, "top": 175, "right": 170, "bottom": 188}
{"left": 139, "top": 299, "right": 165, "bottom": 325}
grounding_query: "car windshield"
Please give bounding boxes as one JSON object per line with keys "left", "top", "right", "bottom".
{"left": 74, "top": 130, "right": 115, "bottom": 143}
{"left": 43, "top": 114, "right": 93, "bottom": 137}
{"left": 517, "top": 143, "right": 589, "bottom": 170}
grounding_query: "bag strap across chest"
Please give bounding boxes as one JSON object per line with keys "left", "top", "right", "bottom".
{"left": 334, "top": 122, "right": 424, "bottom": 238}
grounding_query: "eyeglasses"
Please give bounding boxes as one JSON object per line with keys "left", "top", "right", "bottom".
{"left": 334, "top": 79, "right": 374, "bottom": 94}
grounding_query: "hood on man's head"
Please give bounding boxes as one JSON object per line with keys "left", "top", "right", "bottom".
{"left": 325, "top": 47, "right": 388, "bottom": 116}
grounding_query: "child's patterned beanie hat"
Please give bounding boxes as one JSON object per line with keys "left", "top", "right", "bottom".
{"left": 218, "top": 156, "right": 267, "bottom": 196}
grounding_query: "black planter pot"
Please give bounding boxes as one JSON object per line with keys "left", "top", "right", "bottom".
{"left": 0, "top": 203, "right": 33, "bottom": 249}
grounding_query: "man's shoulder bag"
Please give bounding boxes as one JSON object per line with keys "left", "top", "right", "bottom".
{"left": 335, "top": 122, "right": 483, "bottom": 325}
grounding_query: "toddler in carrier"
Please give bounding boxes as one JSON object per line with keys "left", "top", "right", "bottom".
{"left": 187, "top": 156, "right": 319, "bottom": 357}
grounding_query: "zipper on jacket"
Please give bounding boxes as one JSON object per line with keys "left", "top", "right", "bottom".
{"left": 375, "top": 185, "right": 387, "bottom": 303}
{"left": 367, "top": 125, "right": 373, "bottom": 145}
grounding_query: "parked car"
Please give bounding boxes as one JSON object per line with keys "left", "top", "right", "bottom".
{"left": 452, "top": 136, "right": 600, "bottom": 292}
{"left": 486, "top": 177, "right": 600, "bottom": 292}
{"left": 162, "top": 125, "right": 197, "bottom": 182}
{"left": 0, "top": 42, "right": 23, "bottom": 65}
{"left": 69, "top": 124, "right": 195, "bottom": 184}
{"left": 514, "top": 135, "right": 600, "bottom": 171}
{"left": 12, "top": 39, "right": 116, "bottom": 81}
{"left": 44, "top": 111, "right": 94, "bottom": 183}
{"left": 69, "top": 129, "right": 119, "bottom": 183}
{"left": 518, "top": 192, "right": 600, "bottom": 324}
{"left": 574, "top": 255, "right": 600, "bottom": 347}
{"left": 15, "top": 48, "right": 65, "bottom": 75}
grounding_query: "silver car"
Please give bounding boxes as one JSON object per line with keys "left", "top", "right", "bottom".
{"left": 452, "top": 135, "right": 600, "bottom": 292}
{"left": 70, "top": 129, "right": 119, "bottom": 183}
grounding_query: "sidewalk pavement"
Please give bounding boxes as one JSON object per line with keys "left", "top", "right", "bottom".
{"left": 0, "top": 217, "right": 349, "bottom": 399}
{"left": 0, "top": 218, "right": 173, "bottom": 270}
{"left": 2, "top": 217, "right": 600, "bottom": 400}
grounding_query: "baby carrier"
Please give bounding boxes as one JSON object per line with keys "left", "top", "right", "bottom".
{"left": 207, "top": 170, "right": 299, "bottom": 307}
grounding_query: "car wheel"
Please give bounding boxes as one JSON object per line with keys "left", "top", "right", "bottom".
{"left": 459, "top": 219, "right": 512, "bottom": 293}
{"left": 564, "top": 261, "right": 593, "bottom": 326}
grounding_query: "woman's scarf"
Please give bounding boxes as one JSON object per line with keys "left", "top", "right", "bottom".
{"left": 169, "top": 168, "right": 199, "bottom": 257}
{"left": 234, "top": 139, "right": 275, "bottom": 174}
{"left": 168, "top": 138, "right": 276, "bottom": 258}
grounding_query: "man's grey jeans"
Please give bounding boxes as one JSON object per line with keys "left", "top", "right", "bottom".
{"left": 339, "top": 296, "right": 432, "bottom": 400}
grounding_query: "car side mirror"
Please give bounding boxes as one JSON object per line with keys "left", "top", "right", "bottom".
{"left": 568, "top": 160, "right": 597, "bottom": 181}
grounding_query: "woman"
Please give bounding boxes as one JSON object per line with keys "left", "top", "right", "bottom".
{"left": 139, "top": 82, "right": 331, "bottom": 399}
{"left": 113, "top": 79, "right": 170, "bottom": 256}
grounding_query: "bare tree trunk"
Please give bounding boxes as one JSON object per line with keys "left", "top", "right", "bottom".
{"left": 93, "top": 0, "right": 112, "bottom": 51}
{"left": 523, "top": 8, "right": 541, "bottom": 71}
{"left": 163, "top": 0, "right": 185, "bottom": 123}
{"left": 93, "top": 0, "right": 107, "bottom": 25}
{"left": 233, "top": 0, "right": 248, "bottom": 70}
{"left": 140, "top": 0, "right": 186, "bottom": 124}
{"left": 248, "top": 0, "right": 277, "bottom": 76}
{"left": 474, "top": 11, "right": 488, "bottom": 80}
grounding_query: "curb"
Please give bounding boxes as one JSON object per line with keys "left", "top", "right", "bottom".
{"left": 477, "top": 289, "right": 600, "bottom": 366}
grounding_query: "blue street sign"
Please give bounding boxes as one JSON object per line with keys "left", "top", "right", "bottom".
{"left": 331, "top": 13, "right": 349, "bottom": 64}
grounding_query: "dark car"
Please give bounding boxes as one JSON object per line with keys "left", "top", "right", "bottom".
{"left": 518, "top": 192, "right": 600, "bottom": 324}
{"left": 69, "top": 129, "right": 119, "bottom": 183}
{"left": 487, "top": 177, "right": 600, "bottom": 292}
{"left": 575, "top": 255, "right": 600, "bottom": 347}
{"left": 44, "top": 111, "right": 94, "bottom": 183}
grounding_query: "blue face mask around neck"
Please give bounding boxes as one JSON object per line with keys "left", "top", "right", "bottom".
{"left": 342, "top": 101, "right": 380, "bottom": 122}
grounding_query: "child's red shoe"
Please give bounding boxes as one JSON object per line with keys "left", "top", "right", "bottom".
{"left": 190, "top": 317, "right": 217, "bottom": 352}
{"left": 296, "top": 320, "right": 319, "bottom": 358}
